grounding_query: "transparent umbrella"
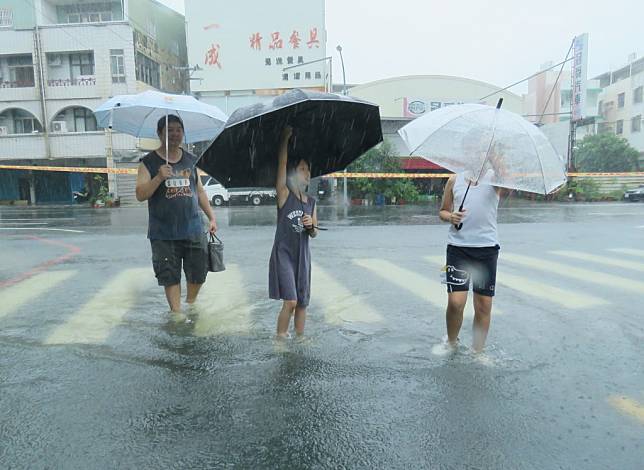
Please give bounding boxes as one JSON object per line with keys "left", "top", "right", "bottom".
{"left": 398, "top": 99, "right": 567, "bottom": 195}
{"left": 95, "top": 90, "right": 228, "bottom": 163}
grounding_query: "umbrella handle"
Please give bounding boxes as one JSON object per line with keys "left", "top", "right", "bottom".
{"left": 455, "top": 181, "right": 471, "bottom": 231}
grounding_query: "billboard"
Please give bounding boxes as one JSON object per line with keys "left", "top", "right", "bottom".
{"left": 571, "top": 33, "right": 588, "bottom": 122}
{"left": 402, "top": 98, "right": 466, "bottom": 118}
{"left": 185, "top": 0, "right": 327, "bottom": 92}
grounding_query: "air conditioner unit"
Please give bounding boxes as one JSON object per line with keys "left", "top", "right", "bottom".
{"left": 52, "top": 121, "right": 67, "bottom": 133}
{"left": 0, "top": 126, "right": 9, "bottom": 136}
{"left": 48, "top": 54, "right": 63, "bottom": 67}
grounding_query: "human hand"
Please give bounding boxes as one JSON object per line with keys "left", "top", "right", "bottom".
{"left": 450, "top": 210, "right": 466, "bottom": 225}
{"left": 302, "top": 214, "right": 313, "bottom": 229}
{"left": 158, "top": 164, "right": 173, "bottom": 180}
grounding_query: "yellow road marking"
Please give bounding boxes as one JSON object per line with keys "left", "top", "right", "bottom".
{"left": 608, "top": 248, "right": 644, "bottom": 259}
{"left": 0, "top": 271, "right": 76, "bottom": 319}
{"left": 608, "top": 395, "right": 644, "bottom": 424}
{"left": 353, "top": 258, "right": 495, "bottom": 317}
{"left": 502, "top": 253, "right": 644, "bottom": 294}
{"left": 552, "top": 250, "right": 644, "bottom": 273}
{"left": 45, "top": 268, "right": 152, "bottom": 345}
{"left": 424, "top": 255, "right": 608, "bottom": 309}
{"left": 193, "top": 264, "right": 253, "bottom": 336}
{"left": 311, "top": 263, "right": 383, "bottom": 325}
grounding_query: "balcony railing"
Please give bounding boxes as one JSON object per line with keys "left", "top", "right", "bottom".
{"left": 47, "top": 76, "right": 96, "bottom": 87}
{"left": 0, "top": 80, "right": 36, "bottom": 88}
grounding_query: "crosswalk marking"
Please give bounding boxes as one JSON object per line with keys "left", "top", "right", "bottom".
{"left": 0, "top": 271, "right": 76, "bottom": 319}
{"left": 424, "top": 256, "right": 608, "bottom": 309}
{"left": 552, "top": 250, "right": 644, "bottom": 273}
{"left": 353, "top": 258, "right": 490, "bottom": 317}
{"left": 608, "top": 395, "right": 644, "bottom": 424}
{"left": 312, "top": 263, "right": 383, "bottom": 325}
{"left": 502, "top": 253, "right": 644, "bottom": 294}
{"left": 608, "top": 248, "right": 644, "bottom": 259}
{"left": 193, "top": 264, "right": 253, "bottom": 336}
{"left": 45, "top": 268, "right": 152, "bottom": 345}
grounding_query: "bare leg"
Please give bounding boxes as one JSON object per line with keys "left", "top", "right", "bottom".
{"left": 164, "top": 284, "right": 182, "bottom": 313}
{"left": 277, "top": 300, "right": 297, "bottom": 338}
{"left": 186, "top": 282, "right": 203, "bottom": 304}
{"left": 446, "top": 291, "right": 468, "bottom": 346}
{"left": 294, "top": 305, "right": 307, "bottom": 336}
{"left": 472, "top": 293, "right": 493, "bottom": 352}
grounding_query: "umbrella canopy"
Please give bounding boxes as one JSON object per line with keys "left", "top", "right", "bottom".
{"left": 198, "top": 88, "right": 383, "bottom": 187}
{"left": 95, "top": 90, "right": 228, "bottom": 144}
{"left": 398, "top": 102, "right": 567, "bottom": 194}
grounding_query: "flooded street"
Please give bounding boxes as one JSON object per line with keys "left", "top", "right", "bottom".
{"left": 1, "top": 201, "right": 643, "bottom": 469}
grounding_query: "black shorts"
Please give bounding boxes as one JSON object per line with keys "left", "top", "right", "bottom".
{"left": 150, "top": 236, "right": 208, "bottom": 287}
{"left": 445, "top": 244, "right": 500, "bottom": 297}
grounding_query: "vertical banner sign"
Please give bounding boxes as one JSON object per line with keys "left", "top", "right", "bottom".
{"left": 571, "top": 33, "right": 588, "bottom": 122}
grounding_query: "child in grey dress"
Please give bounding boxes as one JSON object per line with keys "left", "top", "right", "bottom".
{"left": 269, "top": 127, "right": 319, "bottom": 338}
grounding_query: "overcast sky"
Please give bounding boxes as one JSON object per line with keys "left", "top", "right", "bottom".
{"left": 160, "top": 0, "right": 643, "bottom": 94}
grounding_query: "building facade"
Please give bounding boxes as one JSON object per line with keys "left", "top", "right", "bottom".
{"left": 595, "top": 55, "right": 644, "bottom": 161}
{"left": 0, "top": 0, "right": 187, "bottom": 204}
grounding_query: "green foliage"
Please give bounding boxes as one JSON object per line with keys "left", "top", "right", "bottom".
{"left": 347, "top": 140, "right": 421, "bottom": 202}
{"left": 575, "top": 133, "right": 640, "bottom": 172}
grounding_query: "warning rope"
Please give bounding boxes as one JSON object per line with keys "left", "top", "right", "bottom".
{"left": 1, "top": 165, "right": 643, "bottom": 179}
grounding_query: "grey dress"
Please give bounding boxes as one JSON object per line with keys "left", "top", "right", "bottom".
{"left": 269, "top": 190, "right": 316, "bottom": 307}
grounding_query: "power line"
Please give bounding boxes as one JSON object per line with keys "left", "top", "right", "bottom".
{"left": 479, "top": 56, "right": 575, "bottom": 101}
{"left": 538, "top": 39, "right": 575, "bottom": 124}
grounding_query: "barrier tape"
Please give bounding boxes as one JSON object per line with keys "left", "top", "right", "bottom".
{"left": 1, "top": 164, "right": 644, "bottom": 179}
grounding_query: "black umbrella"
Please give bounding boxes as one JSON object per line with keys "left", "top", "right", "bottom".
{"left": 197, "top": 89, "right": 383, "bottom": 187}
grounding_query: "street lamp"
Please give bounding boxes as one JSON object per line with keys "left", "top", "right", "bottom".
{"left": 336, "top": 45, "right": 349, "bottom": 206}
{"left": 336, "top": 45, "right": 347, "bottom": 95}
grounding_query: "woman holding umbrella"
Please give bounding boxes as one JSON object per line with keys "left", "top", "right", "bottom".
{"left": 269, "top": 126, "right": 319, "bottom": 339}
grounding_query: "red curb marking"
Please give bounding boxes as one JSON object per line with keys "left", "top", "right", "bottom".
{"left": 0, "top": 236, "right": 81, "bottom": 289}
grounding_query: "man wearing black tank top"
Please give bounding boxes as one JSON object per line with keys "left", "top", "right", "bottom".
{"left": 135, "top": 115, "right": 217, "bottom": 316}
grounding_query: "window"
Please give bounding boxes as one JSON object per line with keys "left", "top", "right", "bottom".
{"left": 632, "top": 116, "right": 642, "bottom": 133}
{"left": 72, "top": 108, "right": 97, "bottom": 132}
{"left": 315, "top": 71, "right": 322, "bottom": 79}
{"left": 70, "top": 53, "right": 95, "bottom": 79}
{"left": 618, "top": 92, "right": 625, "bottom": 108}
{"left": 294, "top": 72, "right": 301, "bottom": 80}
{"left": 616, "top": 119, "right": 624, "bottom": 135}
{"left": 2, "top": 110, "right": 42, "bottom": 134}
{"left": 282, "top": 73, "right": 288, "bottom": 81}
{"left": 110, "top": 49, "right": 125, "bottom": 83}
{"left": 59, "top": 3, "right": 118, "bottom": 23}
{"left": 0, "top": 8, "right": 12, "bottom": 27}
{"left": 146, "top": 18, "right": 157, "bottom": 40}
{"left": 305, "top": 72, "right": 311, "bottom": 80}
{"left": 7, "top": 55, "right": 35, "bottom": 87}
{"left": 634, "top": 86, "right": 643, "bottom": 104}
{"left": 135, "top": 52, "right": 160, "bottom": 89}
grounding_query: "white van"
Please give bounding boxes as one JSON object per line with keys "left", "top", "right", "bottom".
{"left": 200, "top": 175, "right": 276, "bottom": 206}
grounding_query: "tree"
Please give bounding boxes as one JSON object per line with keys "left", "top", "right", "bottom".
{"left": 346, "top": 140, "right": 420, "bottom": 202}
{"left": 575, "top": 133, "right": 640, "bottom": 172}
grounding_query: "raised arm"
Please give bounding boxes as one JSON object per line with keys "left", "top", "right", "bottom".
{"left": 276, "top": 126, "right": 292, "bottom": 209}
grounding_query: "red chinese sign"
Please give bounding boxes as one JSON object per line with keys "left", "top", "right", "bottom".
{"left": 204, "top": 43, "right": 222, "bottom": 68}
{"left": 249, "top": 27, "right": 321, "bottom": 50}
{"left": 250, "top": 32, "right": 262, "bottom": 50}
{"left": 289, "top": 30, "right": 301, "bottom": 49}
{"left": 269, "top": 32, "right": 283, "bottom": 50}
{"left": 307, "top": 28, "right": 320, "bottom": 48}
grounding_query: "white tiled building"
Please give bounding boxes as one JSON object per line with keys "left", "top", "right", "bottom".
{"left": 0, "top": 0, "right": 187, "bottom": 204}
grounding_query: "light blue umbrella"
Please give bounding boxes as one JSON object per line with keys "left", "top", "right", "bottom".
{"left": 95, "top": 90, "right": 228, "bottom": 154}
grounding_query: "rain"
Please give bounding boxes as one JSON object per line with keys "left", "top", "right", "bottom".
{"left": 1, "top": 0, "right": 644, "bottom": 469}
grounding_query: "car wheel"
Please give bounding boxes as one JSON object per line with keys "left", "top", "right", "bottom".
{"left": 212, "top": 196, "right": 224, "bottom": 206}
{"left": 251, "top": 195, "right": 262, "bottom": 206}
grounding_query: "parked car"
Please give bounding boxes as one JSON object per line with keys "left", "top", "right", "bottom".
{"left": 624, "top": 185, "right": 644, "bottom": 202}
{"left": 201, "top": 176, "right": 276, "bottom": 206}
